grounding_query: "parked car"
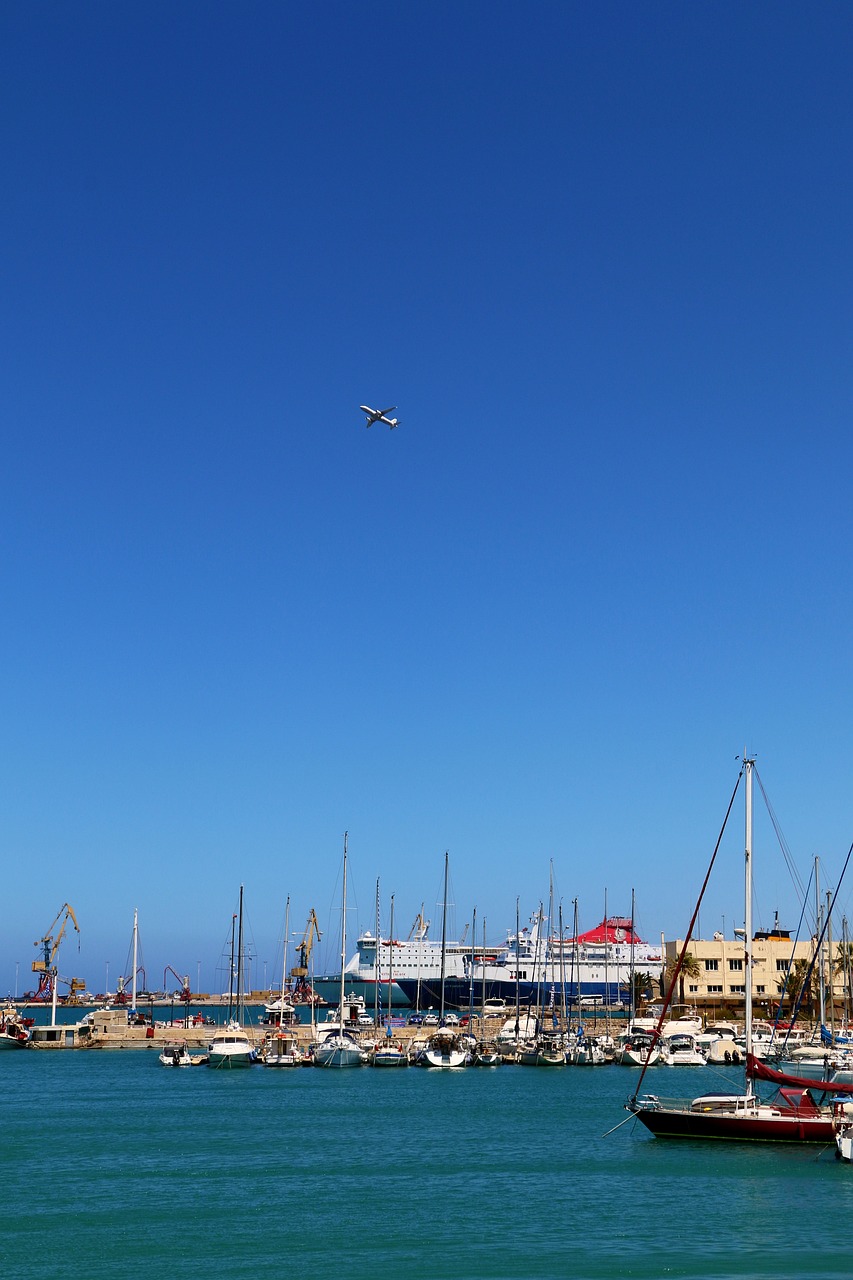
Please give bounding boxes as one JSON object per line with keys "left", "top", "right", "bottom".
{"left": 422, "top": 1012, "right": 440, "bottom": 1026}
{"left": 357, "top": 1013, "right": 374, "bottom": 1026}
{"left": 407, "top": 1012, "right": 425, "bottom": 1026}
{"left": 442, "top": 1013, "right": 460, "bottom": 1027}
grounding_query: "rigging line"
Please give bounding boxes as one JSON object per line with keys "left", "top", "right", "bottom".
{"left": 787, "top": 837, "right": 853, "bottom": 1033}
{"left": 773, "top": 862, "right": 815, "bottom": 1052}
{"left": 630, "top": 765, "right": 744, "bottom": 1105}
{"left": 753, "top": 766, "right": 810, "bottom": 908}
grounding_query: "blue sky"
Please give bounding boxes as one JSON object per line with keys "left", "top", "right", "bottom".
{"left": 3, "top": 4, "right": 853, "bottom": 994}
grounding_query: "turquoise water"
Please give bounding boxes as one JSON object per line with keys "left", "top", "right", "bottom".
{"left": 2, "top": 1054, "right": 851, "bottom": 1279}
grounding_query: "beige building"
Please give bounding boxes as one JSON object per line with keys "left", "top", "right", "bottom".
{"left": 664, "top": 929, "right": 815, "bottom": 1016}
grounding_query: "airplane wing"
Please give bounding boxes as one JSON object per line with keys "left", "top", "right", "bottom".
{"left": 379, "top": 407, "right": 397, "bottom": 415}
{"left": 359, "top": 405, "right": 374, "bottom": 415}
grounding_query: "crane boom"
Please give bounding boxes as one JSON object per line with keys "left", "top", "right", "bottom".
{"left": 32, "top": 903, "right": 81, "bottom": 1001}
{"left": 290, "top": 909, "right": 322, "bottom": 979}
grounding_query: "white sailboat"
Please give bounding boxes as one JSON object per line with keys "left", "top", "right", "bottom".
{"left": 208, "top": 887, "right": 255, "bottom": 1069}
{"left": 420, "top": 854, "right": 468, "bottom": 1068}
{"left": 371, "top": 894, "right": 408, "bottom": 1067}
{"left": 314, "top": 834, "right": 364, "bottom": 1069}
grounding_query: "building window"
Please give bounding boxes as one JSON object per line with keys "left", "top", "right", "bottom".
{"left": 704, "top": 959, "right": 719, "bottom": 971}
{"left": 729, "top": 984, "right": 745, "bottom": 993}
{"left": 707, "top": 984, "right": 723, "bottom": 994}
{"left": 776, "top": 959, "right": 790, "bottom": 971}
{"left": 728, "top": 958, "right": 743, "bottom": 971}
{"left": 687, "top": 985, "right": 698, "bottom": 993}
{"left": 756, "top": 986, "right": 765, "bottom": 994}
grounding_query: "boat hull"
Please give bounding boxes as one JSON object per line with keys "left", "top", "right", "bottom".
{"left": 632, "top": 1101, "right": 834, "bottom": 1143}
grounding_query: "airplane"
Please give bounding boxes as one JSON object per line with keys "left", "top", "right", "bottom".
{"left": 360, "top": 404, "right": 400, "bottom": 429}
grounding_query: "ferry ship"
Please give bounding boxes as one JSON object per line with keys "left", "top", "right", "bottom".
{"left": 312, "top": 921, "right": 471, "bottom": 1009}
{"left": 312, "top": 913, "right": 662, "bottom": 1011}
{"left": 441, "top": 913, "right": 663, "bottom": 1010}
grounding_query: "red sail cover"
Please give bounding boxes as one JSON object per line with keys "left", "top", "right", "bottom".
{"left": 747, "top": 1052, "right": 853, "bottom": 1095}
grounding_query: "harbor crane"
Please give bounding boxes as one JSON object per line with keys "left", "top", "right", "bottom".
{"left": 290, "top": 909, "right": 322, "bottom": 982}
{"left": 164, "top": 967, "right": 192, "bottom": 1002}
{"left": 407, "top": 907, "right": 429, "bottom": 941}
{"left": 32, "top": 903, "right": 81, "bottom": 1001}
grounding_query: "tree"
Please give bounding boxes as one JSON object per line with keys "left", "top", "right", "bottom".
{"left": 664, "top": 952, "right": 701, "bottom": 1004}
{"left": 628, "top": 970, "right": 655, "bottom": 1009}
{"left": 780, "top": 958, "right": 815, "bottom": 1018}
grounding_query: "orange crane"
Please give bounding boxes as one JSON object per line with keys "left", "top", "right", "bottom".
{"left": 32, "top": 903, "right": 81, "bottom": 1001}
{"left": 290, "top": 909, "right": 321, "bottom": 1000}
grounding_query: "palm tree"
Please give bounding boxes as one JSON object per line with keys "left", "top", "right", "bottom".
{"left": 780, "top": 958, "right": 814, "bottom": 1018}
{"left": 664, "top": 952, "right": 701, "bottom": 1004}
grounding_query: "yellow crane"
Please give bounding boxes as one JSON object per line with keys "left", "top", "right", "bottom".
{"left": 290, "top": 909, "right": 322, "bottom": 981}
{"left": 32, "top": 903, "right": 81, "bottom": 1001}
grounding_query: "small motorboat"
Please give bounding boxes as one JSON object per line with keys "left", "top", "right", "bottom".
{"left": 159, "top": 1042, "right": 193, "bottom": 1067}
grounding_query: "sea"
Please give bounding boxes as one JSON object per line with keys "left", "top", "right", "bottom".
{"left": 2, "top": 1049, "right": 852, "bottom": 1280}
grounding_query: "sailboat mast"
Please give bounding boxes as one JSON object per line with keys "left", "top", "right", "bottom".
{"left": 280, "top": 895, "right": 290, "bottom": 1023}
{"left": 228, "top": 912, "right": 236, "bottom": 1022}
{"left": 481, "top": 916, "right": 487, "bottom": 1025}
{"left": 816, "top": 857, "right": 825, "bottom": 1025}
{"left": 469, "top": 906, "right": 477, "bottom": 1025}
{"left": 572, "top": 898, "right": 579, "bottom": 1027}
{"left": 827, "top": 889, "right": 835, "bottom": 1038}
{"left": 388, "top": 894, "right": 395, "bottom": 1034}
{"left": 439, "top": 851, "right": 448, "bottom": 1023}
{"left": 744, "top": 756, "right": 753, "bottom": 1058}
{"left": 514, "top": 897, "right": 521, "bottom": 1037}
{"left": 559, "top": 901, "right": 567, "bottom": 1027}
{"left": 340, "top": 832, "right": 348, "bottom": 1023}
{"left": 629, "top": 888, "right": 636, "bottom": 1023}
{"left": 604, "top": 887, "right": 610, "bottom": 1030}
{"left": 132, "top": 908, "right": 139, "bottom": 1015}
{"left": 375, "top": 877, "right": 381, "bottom": 1026}
{"left": 236, "top": 884, "right": 245, "bottom": 1024}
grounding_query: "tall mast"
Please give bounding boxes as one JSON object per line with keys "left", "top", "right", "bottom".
{"left": 629, "top": 888, "right": 636, "bottom": 1023}
{"left": 744, "top": 756, "right": 753, "bottom": 1058}
{"left": 439, "top": 851, "right": 449, "bottom": 1023}
{"left": 228, "top": 912, "right": 236, "bottom": 1021}
{"left": 816, "top": 857, "right": 826, "bottom": 1026}
{"left": 131, "top": 907, "right": 138, "bottom": 1015}
{"left": 374, "top": 877, "right": 381, "bottom": 1027}
{"left": 572, "top": 899, "right": 579, "bottom": 1026}
{"left": 236, "top": 884, "right": 245, "bottom": 1024}
{"left": 604, "top": 887, "right": 610, "bottom": 1030}
{"left": 279, "top": 895, "right": 290, "bottom": 1024}
{"left": 559, "top": 901, "right": 567, "bottom": 1027}
{"left": 827, "top": 889, "right": 835, "bottom": 1038}
{"left": 387, "top": 893, "right": 395, "bottom": 1035}
{"left": 469, "top": 906, "right": 477, "bottom": 1026}
{"left": 340, "top": 832, "right": 348, "bottom": 1023}
{"left": 481, "top": 915, "right": 487, "bottom": 1026}
{"left": 514, "top": 897, "right": 521, "bottom": 1037}
{"left": 415, "top": 903, "right": 424, "bottom": 1015}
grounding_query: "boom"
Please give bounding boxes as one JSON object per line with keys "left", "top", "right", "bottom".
{"left": 32, "top": 903, "right": 81, "bottom": 1001}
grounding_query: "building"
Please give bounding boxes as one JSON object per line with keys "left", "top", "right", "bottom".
{"left": 664, "top": 928, "right": 816, "bottom": 1016}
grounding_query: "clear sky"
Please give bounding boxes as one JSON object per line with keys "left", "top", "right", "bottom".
{"left": 3, "top": 3, "right": 853, "bottom": 996}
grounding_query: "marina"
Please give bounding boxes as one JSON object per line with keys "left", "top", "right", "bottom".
{"left": 3, "top": 1046, "right": 852, "bottom": 1280}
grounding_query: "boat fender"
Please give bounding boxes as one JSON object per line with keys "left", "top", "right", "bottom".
{"left": 732, "top": 1049, "right": 741, "bottom": 1063}
{"left": 724, "top": 1050, "right": 732, "bottom": 1063}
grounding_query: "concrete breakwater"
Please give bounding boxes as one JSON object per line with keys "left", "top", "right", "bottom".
{"left": 26, "top": 1006, "right": 511, "bottom": 1053}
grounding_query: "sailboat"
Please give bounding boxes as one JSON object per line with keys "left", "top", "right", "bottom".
{"left": 314, "top": 834, "right": 365, "bottom": 1068}
{"left": 629, "top": 757, "right": 845, "bottom": 1141}
{"left": 208, "top": 886, "right": 256, "bottom": 1068}
{"left": 371, "top": 894, "right": 408, "bottom": 1067}
{"left": 421, "top": 854, "right": 468, "bottom": 1068}
{"left": 264, "top": 896, "right": 302, "bottom": 1066}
